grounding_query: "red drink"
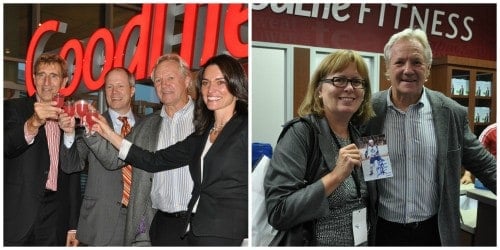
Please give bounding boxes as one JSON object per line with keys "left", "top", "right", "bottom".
{"left": 75, "top": 100, "right": 89, "bottom": 118}
{"left": 75, "top": 100, "right": 89, "bottom": 127}
{"left": 53, "top": 93, "right": 65, "bottom": 108}
{"left": 85, "top": 110, "right": 98, "bottom": 129}
{"left": 63, "top": 102, "right": 75, "bottom": 116}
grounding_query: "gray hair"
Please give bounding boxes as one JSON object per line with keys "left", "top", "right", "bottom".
{"left": 150, "top": 53, "right": 190, "bottom": 79}
{"left": 383, "top": 28, "right": 433, "bottom": 75}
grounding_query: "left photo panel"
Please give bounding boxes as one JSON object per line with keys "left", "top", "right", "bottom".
{"left": 3, "top": 3, "right": 249, "bottom": 247}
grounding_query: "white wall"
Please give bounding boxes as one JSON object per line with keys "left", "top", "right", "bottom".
{"left": 251, "top": 43, "right": 382, "bottom": 148}
{"left": 251, "top": 43, "right": 293, "bottom": 147}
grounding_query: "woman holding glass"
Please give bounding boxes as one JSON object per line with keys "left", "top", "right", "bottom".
{"left": 91, "top": 54, "right": 248, "bottom": 246}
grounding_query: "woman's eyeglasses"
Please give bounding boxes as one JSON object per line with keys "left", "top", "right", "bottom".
{"left": 321, "top": 77, "right": 365, "bottom": 89}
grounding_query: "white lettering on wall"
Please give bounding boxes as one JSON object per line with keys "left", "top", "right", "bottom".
{"left": 392, "top": 4, "right": 407, "bottom": 29}
{"left": 431, "top": 10, "right": 445, "bottom": 36}
{"left": 253, "top": 3, "right": 475, "bottom": 42}
{"left": 358, "top": 4, "right": 371, "bottom": 24}
{"left": 378, "top": 3, "right": 386, "bottom": 27}
{"left": 410, "top": 6, "right": 429, "bottom": 30}
{"left": 461, "top": 16, "right": 474, "bottom": 41}
{"left": 446, "top": 13, "right": 459, "bottom": 39}
{"left": 332, "top": 4, "right": 351, "bottom": 22}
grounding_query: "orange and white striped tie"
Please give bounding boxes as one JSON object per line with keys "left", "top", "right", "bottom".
{"left": 118, "top": 116, "right": 132, "bottom": 207}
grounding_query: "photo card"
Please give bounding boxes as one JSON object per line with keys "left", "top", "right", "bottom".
{"left": 355, "top": 134, "right": 393, "bottom": 181}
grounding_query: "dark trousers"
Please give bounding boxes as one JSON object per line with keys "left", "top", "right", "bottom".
{"left": 375, "top": 215, "right": 441, "bottom": 246}
{"left": 6, "top": 190, "right": 60, "bottom": 246}
{"left": 149, "top": 210, "right": 189, "bottom": 246}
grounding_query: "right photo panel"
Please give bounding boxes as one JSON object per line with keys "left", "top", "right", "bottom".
{"left": 251, "top": 3, "right": 496, "bottom": 247}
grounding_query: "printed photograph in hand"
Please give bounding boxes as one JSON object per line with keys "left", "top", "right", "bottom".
{"left": 356, "top": 134, "right": 393, "bottom": 181}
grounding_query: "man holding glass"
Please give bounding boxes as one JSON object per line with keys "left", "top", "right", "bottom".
{"left": 60, "top": 67, "right": 138, "bottom": 246}
{"left": 4, "top": 53, "right": 81, "bottom": 246}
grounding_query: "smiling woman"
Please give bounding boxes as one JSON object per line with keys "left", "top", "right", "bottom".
{"left": 263, "top": 50, "right": 375, "bottom": 246}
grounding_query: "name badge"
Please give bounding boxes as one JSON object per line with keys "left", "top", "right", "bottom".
{"left": 352, "top": 207, "right": 368, "bottom": 246}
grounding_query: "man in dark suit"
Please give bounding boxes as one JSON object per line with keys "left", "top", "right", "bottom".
{"left": 60, "top": 67, "right": 139, "bottom": 245}
{"left": 4, "top": 53, "right": 81, "bottom": 246}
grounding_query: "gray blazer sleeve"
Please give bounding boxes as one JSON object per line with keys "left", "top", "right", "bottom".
{"left": 264, "top": 122, "right": 329, "bottom": 230}
{"left": 59, "top": 133, "right": 86, "bottom": 174}
{"left": 84, "top": 134, "right": 126, "bottom": 170}
{"left": 458, "top": 108, "right": 497, "bottom": 192}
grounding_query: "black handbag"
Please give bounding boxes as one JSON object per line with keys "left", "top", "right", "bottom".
{"left": 268, "top": 115, "right": 322, "bottom": 246}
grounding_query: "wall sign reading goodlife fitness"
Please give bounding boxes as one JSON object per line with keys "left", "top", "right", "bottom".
{"left": 253, "top": 4, "right": 495, "bottom": 61}
{"left": 25, "top": 4, "right": 248, "bottom": 97}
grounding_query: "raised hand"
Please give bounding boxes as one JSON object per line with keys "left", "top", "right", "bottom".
{"left": 321, "top": 143, "right": 362, "bottom": 196}
{"left": 26, "top": 101, "right": 63, "bottom": 135}
{"left": 34, "top": 101, "right": 63, "bottom": 124}
{"left": 58, "top": 112, "right": 76, "bottom": 134}
{"left": 90, "top": 113, "right": 124, "bottom": 150}
{"left": 333, "top": 143, "right": 362, "bottom": 180}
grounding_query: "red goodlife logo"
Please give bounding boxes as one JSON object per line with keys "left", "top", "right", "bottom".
{"left": 25, "top": 3, "right": 248, "bottom": 96}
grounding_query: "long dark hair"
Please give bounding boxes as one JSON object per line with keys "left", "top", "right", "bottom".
{"left": 193, "top": 54, "right": 248, "bottom": 135}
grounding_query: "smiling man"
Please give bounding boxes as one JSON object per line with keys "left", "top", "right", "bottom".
{"left": 59, "top": 67, "right": 138, "bottom": 246}
{"left": 363, "top": 28, "right": 496, "bottom": 246}
{"left": 4, "top": 53, "right": 81, "bottom": 246}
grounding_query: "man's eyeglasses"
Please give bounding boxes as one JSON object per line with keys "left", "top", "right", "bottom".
{"left": 35, "top": 72, "right": 61, "bottom": 82}
{"left": 321, "top": 77, "right": 365, "bottom": 89}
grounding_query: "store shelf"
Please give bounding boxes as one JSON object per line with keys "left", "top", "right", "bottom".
{"left": 428, "top": 56, "right": 496, "bottom": 136}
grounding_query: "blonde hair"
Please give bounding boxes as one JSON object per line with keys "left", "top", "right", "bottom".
{"left": 297, "top": 49, "right": 375, "bottom": 124}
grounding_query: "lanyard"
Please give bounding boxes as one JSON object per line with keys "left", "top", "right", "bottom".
{"left": 330, "top": 126, "right": 362, "bottom": 200}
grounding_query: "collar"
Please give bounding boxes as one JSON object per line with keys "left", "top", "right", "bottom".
{"left": 160, "top": 96, "right": 194, "bottom": 119}
{"left": 386, "top": 87, "right": 428, "bottom": 110}
{"left": 109, "top": 108, "right": 135, "bottom": 126}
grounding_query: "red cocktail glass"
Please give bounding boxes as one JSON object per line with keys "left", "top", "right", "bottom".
{"left": 75, "top": 100, "right": 89, "bottom": 126}
{"left": 85, "top": 109, "right": 99, "bottom": 136}
{"left": 63, "top": 101, "right": 75, "bottom": 117}
{"left": 53, "top": 92, "right": 65, "bottom": 108}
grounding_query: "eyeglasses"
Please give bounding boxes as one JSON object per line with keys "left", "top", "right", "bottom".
{"left": 321, "top": 77, "right": 365, "bottom": 89}
{"left": 35, "top": 72, "right": 61, "bottom": 82}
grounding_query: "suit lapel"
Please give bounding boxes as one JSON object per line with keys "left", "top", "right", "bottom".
{"left": 205, "top": 115, "right": 244, "bottom": 156}
{"left": 200, "top": 115, "right": 246, "bottom": 183}
{"left": 370, "top": 90, "right": 389, "bottom": 135}
{"left": 316, "top": 117, "right": 335, "bottom": 171}
{"left": 427, "top": 90, "right": 448, "bottom": 194}
{"left": 142, "top": 115, "right": 162, "bottom": 150}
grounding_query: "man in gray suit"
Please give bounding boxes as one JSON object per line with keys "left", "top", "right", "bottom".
{"left": 364, "top": 28, "right": 496, "bottom": 246}
{"left": 61, "top": 67, "right": 138, "bottom": 245}
{"left": 82, "top": 53, "right": 195, "bottom": 246}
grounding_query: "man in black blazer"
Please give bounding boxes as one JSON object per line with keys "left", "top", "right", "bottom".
{"left": 4, "top": 53, "right": 81, "bottom": 246}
